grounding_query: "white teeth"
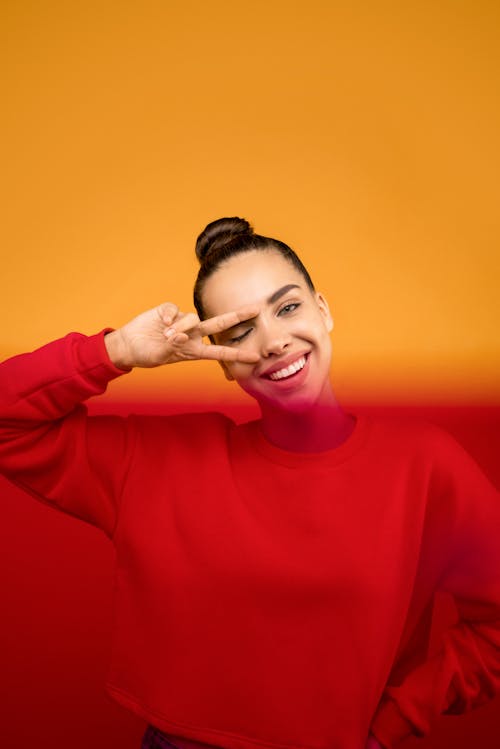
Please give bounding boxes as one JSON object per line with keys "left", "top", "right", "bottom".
{"left": 269, "top": 356, "right": 306, "bottom": 381}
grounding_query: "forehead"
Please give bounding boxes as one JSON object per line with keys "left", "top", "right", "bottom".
{"left": 201, "top": 250, "right": 307, "bottom": 317}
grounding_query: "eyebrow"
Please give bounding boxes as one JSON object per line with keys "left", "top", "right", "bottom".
{"left": 266, "top": 283, "right": 301, "bottom": 305}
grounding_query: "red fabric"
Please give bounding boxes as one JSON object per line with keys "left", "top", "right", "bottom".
{"left": 0, "top": 331, "right": 499, "bottom": 749}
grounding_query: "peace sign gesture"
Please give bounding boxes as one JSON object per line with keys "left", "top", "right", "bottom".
{"left": 104, "top": 302, "right": 260, "bottom": 370}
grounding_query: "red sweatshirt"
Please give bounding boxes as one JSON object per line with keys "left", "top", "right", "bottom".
{"left": 0, "top": 330, "right": 499, "bottom": 749}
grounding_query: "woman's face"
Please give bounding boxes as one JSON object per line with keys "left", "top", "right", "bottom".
{"left": 201, "top": 250, "right": 334, "bottom": 412}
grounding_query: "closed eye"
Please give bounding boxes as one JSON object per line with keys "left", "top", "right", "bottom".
{"left": 228, "top": 328, "right": 252, "bottom": 344}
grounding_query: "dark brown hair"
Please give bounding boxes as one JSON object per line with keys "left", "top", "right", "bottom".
{"left": 193, "top": 217, "right": 315, "bottom": 319}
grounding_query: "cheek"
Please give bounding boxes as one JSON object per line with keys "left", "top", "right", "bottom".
{"left": 225, "top": 362, "right": 254, "bottom": 384}
{"left": 295, "top": 317, "right": 331, "bottom": 344}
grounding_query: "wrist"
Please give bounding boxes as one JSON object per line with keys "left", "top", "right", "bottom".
{"left": 104, "top": 330, "right": 133, "bottom": 371}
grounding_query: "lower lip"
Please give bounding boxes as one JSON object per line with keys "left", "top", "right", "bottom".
{"left": 262, "top": 353, "right": 311, "bottom": 389}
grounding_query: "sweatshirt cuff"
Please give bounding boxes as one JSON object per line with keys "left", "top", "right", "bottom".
{"left": 370, "top": 697, "right": 416, "bottom": 749}
{"left": 99, "top": 328, "right": 133, "bottom": 374}
{"left": 71, "top": 328, "right": 132, "bottom": 379}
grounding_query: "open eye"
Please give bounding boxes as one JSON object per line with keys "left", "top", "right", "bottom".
{"left": 278, "top": 302, "right": 301, "bottom": 316}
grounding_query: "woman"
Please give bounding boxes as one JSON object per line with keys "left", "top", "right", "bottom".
{"left": 0, "top": 217, "right": 499, "bottom": 749}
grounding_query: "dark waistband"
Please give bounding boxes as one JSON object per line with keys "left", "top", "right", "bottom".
{"left": 141, "top": 725, "right": 222, "bottom": 749}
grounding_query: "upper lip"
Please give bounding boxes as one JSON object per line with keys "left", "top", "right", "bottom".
{"left": 259, "top": 351, "right": 310, "bottom": 378}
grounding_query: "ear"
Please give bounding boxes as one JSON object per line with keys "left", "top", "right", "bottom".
{"left": 315, "top": 291, "right": 334, "bottom": 332}
{"left": 218, "top": 360, "right": 235, "bottom": 381}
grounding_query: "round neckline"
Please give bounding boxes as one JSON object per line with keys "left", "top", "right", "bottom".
{"left": 240, "top": 412, "right": 370, "bottom": 467}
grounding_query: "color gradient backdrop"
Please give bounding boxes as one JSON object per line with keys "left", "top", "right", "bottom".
{"left": 1, "top": 2, "right": 499, "bottom": 748}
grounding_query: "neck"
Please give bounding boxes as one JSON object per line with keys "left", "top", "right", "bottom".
{"left": 258, "top": 390, "right": 356, "bottom": 453}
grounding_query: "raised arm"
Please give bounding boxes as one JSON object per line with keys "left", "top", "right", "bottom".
{"left": 0, "top": 328, "right": 135, "bottom": 536}
{"left": 0, "top": 301, "right": 260, "bottom": 536}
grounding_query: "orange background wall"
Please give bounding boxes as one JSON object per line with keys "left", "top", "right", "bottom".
{"left": 1, "top": 2, "right": 499, "bottom": 749}
{"left": 1, "top": 0, "right": 499, "bottom": 405}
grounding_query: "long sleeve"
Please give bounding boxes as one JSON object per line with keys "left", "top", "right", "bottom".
{"left": 370, "top": 428, "right": 500, "bottom": 747}
{"left": 0, "top": 330, "right": 135, "bottom": 538}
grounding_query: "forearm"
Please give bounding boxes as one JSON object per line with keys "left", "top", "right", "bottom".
{"left": 0, "top": 330, "right": 127, "bottom": 446}
{"left": 371, "top": 430, "right": 500, "bottom": 747}
{"left": 371, "top": 613, "right": 500, "bottom": 747}
{"left": 0, "top": 330, "right": 134, "bottom": 535}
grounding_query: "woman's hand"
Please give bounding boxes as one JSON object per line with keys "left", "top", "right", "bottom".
{"left": 104, "top": 301, "right": 260, "bottom": 369}
{"left": 364, "top": 734, "right": 385, "bottom": 749}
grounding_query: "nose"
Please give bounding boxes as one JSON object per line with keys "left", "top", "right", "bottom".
{"left": 258, "top": 319, "right": 292, "bottom": 358}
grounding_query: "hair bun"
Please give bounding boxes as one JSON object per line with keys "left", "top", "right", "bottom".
{"left": 195, "top": 216, "right": 254, "bottom": 264}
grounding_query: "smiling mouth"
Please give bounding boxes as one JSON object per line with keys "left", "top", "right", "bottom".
{"left": 265, "top": 354, "right": 308, "bottom": 381}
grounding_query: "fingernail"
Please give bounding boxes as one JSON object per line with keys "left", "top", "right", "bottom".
{"left": 164, "top": 327, "right": 175, "bottom": 339}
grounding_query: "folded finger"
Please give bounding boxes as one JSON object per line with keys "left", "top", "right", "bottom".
{"left": 163, "top": 311, "right": 200, "bottom": 339}
{"left": 164, "top": 331, "right": 189, "bottom": 344}
{"left": 159, "top": 302, "right": 179, "bottom": 325}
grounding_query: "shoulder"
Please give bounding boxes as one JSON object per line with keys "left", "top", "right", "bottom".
{"left": 359, "top": 411, "right": 457, "bottom": 464}
{"left": 364, "top": 413, "right": 498, "bottom": 526}
{"left": 361, "top": 412, "right": 496, "bottom": 488}
{"left": 365, "top": 411, "right": 469, "bottom": 457}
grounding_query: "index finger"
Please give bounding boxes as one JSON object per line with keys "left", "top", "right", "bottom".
{"left": 197, "top": 304, "right": 260, "bottom": 337}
